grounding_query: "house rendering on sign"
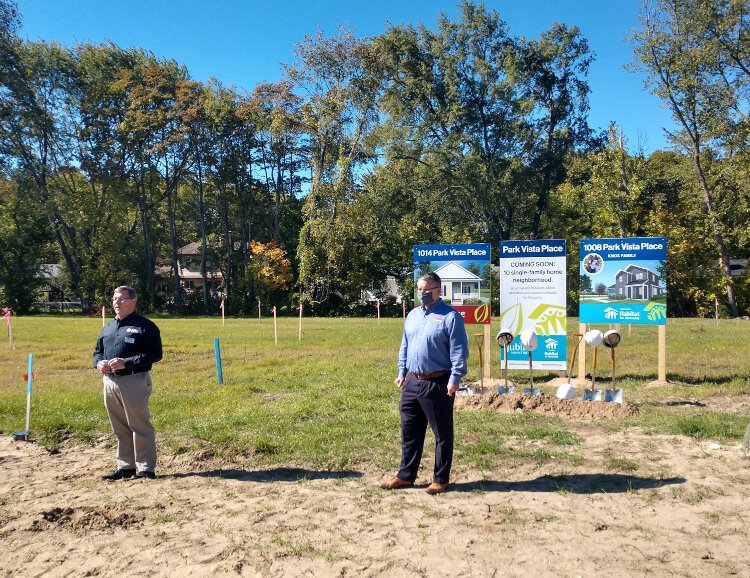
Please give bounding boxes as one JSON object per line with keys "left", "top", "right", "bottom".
{"left": 608, "top": 264, "right": 663, "bottom": 300}
{"left": 433, "top": 262, "right": 482, "bottom": 305}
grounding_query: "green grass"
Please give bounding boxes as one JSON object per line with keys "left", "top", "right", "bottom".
{"left": 0, "top": 316, "right": 748, "bottom": 470}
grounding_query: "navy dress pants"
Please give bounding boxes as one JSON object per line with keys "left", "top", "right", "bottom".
{"left": 397, "top": 373, "right": 455, "bottom": 484}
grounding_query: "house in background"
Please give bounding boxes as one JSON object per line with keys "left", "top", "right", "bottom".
{"left": 37, "top": 264, "right": 65, "bottom": 302}
{"left": 362, "top": 275, "right": 402, "bottom": 303}
{"left": 157, "top": 242, "right": 223, "bottom": 292}
{"left": 609, "top": 264, "right": 663, "bottom": 300}
{"left": 34, "top": 264, "right": 83, "bottom": 310}
{"left": 433, "top": 262, "right": 482, "bottom": 305}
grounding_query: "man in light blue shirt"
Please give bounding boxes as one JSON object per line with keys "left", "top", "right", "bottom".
{"left": 381, "top": 271, "right": 469, "bottom": 494}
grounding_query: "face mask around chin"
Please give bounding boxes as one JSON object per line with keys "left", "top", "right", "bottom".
{"left": 419, "top": 291, "right": 436, "bottom": 306}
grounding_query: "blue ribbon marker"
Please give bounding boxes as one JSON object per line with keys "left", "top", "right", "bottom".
{"left": 214, "top": 337, "right": 224, "bottom": 384}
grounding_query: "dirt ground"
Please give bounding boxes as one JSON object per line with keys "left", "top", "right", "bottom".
{"left": 2, "top": 393, "right": 750, "bottom": 577}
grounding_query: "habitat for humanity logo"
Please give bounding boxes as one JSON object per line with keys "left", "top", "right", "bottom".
{"left": 543, "top": 337, "right": 560, "bottom": 359}
{"left": 617, "top": 307, "right": 641, "bottom": 321}
{"left": 604, "top": 307, "right": 618, "bottom": 320}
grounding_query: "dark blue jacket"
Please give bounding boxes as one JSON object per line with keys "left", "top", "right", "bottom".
{"left": 93, "top": 312, "right": 162, "bottom": 374}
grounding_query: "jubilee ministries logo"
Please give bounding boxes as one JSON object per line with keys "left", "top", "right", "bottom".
{"left": 473, "top": 304, "right": 490, "bottom": 324}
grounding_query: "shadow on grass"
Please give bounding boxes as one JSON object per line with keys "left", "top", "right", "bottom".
{"left": 165, "top": 467, "right": 363, "bottom": 482}
{"left": 661, "top": 374, "right": 740, "bottom": 386}
{"left": 572, "top": 373, "right": 740, "bottom": 385}
{"left": 452, "top": 473, "right": 686, "bottom": 494}
{"left": 661, "top": 400, "right": 707, "bottom": 407}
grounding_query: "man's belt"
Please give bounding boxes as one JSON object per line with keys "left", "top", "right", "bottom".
{"left": 113, "top": 368, "right": 147, "bottom": 376}
{"left": 411, "top": 370, "right": 450, "bottom": 380}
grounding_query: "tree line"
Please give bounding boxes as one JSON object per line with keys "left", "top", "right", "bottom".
{"left": 1, "top": 0, "right": 748, "bottom": 316}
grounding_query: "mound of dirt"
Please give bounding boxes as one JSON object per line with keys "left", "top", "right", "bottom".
{"left": 455, "top": 391, "right": 639, "bottom": 419}
{"left": 30, "top": 506, "right": 143, "bottom": 533}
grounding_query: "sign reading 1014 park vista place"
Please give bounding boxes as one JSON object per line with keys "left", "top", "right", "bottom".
{"left": 413, "top": 244, "right": 492, "bottom": 324}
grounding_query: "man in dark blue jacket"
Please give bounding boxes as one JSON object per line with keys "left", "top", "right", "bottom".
{"left": 94, "top": 286, "right": 162, "bottom": 480}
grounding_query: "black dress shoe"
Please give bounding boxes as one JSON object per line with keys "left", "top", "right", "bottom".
{"left": 101, "top": 468, "right": 136, "bottom": 481}
{"left": 134, "top": 470, "right": 155, "bottom": 479}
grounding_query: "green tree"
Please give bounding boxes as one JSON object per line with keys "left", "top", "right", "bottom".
{"left": 287, "top": 28, "right": 380, "bottom": 308}
{"left": 0, "top": 40, "right": 87, "bottom": 292}
{"left": 519, "top": 21, "right": 598, "bottom": 238}
{"left": 0, "top": 175, "right": 53, "bottom": 311}
{"left": 122, "top": 59, "right": 194, "bottom": 309}
{"left": 632, "top": 0, "right": 746, "bottom": 316}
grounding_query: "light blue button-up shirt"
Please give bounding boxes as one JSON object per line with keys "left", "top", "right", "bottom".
{"left": 398, "top": 299, "right": 469, "bottom": 386}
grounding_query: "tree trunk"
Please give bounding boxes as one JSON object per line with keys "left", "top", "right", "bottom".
{"left": 692, "top": 152, "right": 738, "bottom": 317}
{"left": 165, "top": 179, "right": 183, "bottom": 310}
{"left": 196, "top": 156, "right": 210, "bottom": 314}
{"left": 138, "top": 169, "right": 155, "bottom": 308}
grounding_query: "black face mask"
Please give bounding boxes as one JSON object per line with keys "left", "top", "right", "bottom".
{"left": 419, "top": 290, "right": 436, "bottom": 306}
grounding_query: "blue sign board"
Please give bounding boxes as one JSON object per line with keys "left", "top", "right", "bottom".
{"left": 579, "top": 237, "right": 667, "bottom": 324}
{"left": 413, "top": 244, "right": 492, "bottom": 324}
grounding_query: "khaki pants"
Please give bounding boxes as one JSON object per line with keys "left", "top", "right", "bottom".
{"left": 103, "top": 372, "right": 156, "bottom": 472}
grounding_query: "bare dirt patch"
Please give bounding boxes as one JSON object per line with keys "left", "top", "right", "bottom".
{"left": 1, "top": 430, "right": 749, "bottom": 577}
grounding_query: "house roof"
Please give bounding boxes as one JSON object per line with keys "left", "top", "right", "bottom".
{"left": 178, "top": 242, "right": 202, "bottom": 256}
{"left": 154, "top": 264, "right": 222, "bottom": 280}
{"left": 624, "top": 264, "right": 651, "bottom": 273}
{"left": 613, "top": 264, "right": 659, "bottom": 279}
{"left": 433, "top": 262, "right": 481, "bottom": 281}
{"left": 178, "top": 240, "right": 245, "bottom": 256}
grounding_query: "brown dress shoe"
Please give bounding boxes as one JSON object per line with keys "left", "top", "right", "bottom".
{"left": 380, "top": 476, "right": 414, "bottom": 490}
{"left": 425, "top": 482, "right": 449, "bottom": 494}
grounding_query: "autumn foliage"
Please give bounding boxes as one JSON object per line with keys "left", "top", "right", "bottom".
{"left": 249, "top": 241, "right": 293, "bottom": 292}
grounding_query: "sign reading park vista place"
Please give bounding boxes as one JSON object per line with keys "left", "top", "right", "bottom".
{"left": 579, "top": 237, "right": 667, "bottom": 325}
{"left": 413, "top": 244, "right": 491, "bottom": 324}
{"left": 499, "top": 240, "right": 567, "bottom": 370}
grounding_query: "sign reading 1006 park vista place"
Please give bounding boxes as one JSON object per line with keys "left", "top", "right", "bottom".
{"left": 413, "top": 244, "right": 492, "bottom": 324}
{"left": 579, "top": 237, "right": 667, "bottom": 325}
{"left": 499, "top": 239, "right": 567, "bottom": 370}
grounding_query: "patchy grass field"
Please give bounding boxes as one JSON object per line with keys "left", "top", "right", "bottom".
{"left": 0, "top": 315, "right": 748, "bottom": 467}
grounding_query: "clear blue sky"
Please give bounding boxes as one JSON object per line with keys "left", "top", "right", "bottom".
{"left": 16, "top": 0, "right": 676, "bottom": 154}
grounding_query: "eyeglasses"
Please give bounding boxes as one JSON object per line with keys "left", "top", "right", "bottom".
{"left": 419, "top": 286, "right": 439, "bottom": 292}
{"left": 112, "top": 296, "right": 134, "bottom": 302}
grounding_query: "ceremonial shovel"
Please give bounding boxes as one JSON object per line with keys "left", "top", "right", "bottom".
{"left": 473, "top": 333, "right": 485, "bottom": 393}
{"left": 603, "top": 330, "right": 623, "bottom": 403}
{"left": 583, "top": 329, "right": 604, "bottom": 401}
{"left": 520, "top": 329, "right": 540, "bottom": 395}
{"left": 556, "top": 333, "right": 583, "bottom": 400}
{"left": 496, "top": 328, "right": 514, "bottom": 394}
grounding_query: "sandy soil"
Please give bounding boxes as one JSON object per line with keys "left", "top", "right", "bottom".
{"left": 2, "top": 406, "right": 750, "bottom": 577}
